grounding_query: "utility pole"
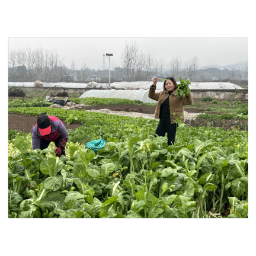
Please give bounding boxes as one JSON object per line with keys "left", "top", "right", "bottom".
{"left": 106, "top": 53, "right": 113, "bottom": 86}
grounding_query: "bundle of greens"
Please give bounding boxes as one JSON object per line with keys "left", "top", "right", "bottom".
{"left": 176, "top": 77, "right": 191, "bottom": 98}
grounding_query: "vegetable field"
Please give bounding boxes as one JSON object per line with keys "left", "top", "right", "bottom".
{"left": 8, "top": 107, "right": 248, "bottom": 218}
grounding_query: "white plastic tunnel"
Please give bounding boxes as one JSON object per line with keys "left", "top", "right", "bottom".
{"left": 79, "top": 89, "right": 161, "bottom": 103}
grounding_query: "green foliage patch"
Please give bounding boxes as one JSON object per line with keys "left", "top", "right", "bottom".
{"left": 8, "top": 106, "right": 248, "bottom": 218}
{"left": 201, "top": 97, "right": 213, "bottom": 102}
{"left": 238, "top": 106, "right": 248, "bottom": 115}
{"left": 196, "top": 113, "right": 248, "bottom": 121}
{"left": 71, "top": 97, "right": 156, "bottom": 106}
{"left": 222, "top": 100, "right": 230, "bottom": 105}
{"left": 9, "top": 99, "right": 52, "bottom": 108}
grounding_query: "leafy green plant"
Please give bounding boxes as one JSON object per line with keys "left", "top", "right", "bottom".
{"left": 233, "top": 101, "right": 242, "bottom": 105}
{"left": 8, "top": 110, "right": 248, "bottom": 218}
{"left": 211, "top": 100, "right": 219, "bottom": 104}
{"left": 176, "top": 77, "right": 191, "bottom": 98}
{"left": 196, "top": 113, "right": 247, "bottom": 121}
{"left": 201, "top": 97, "right": 213, "bottom": 102}
{"left": 238, "top": 106, "right": 248, "bottom": 115}
{"left": 222, "top": 100, "right": 230, "bottom": 105}
{"left": 8, "top": 99, "right": 52, "bottom": 108}
{"left": 134, "top": 100, "right": 143, "bottom": 104}
{"left": 71, "top": 97, "right": 155, "bottom": 106}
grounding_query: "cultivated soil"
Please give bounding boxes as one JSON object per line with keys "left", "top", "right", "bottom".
{"left": 8, "top": 113, "right": 83, "bottom": 134}
{"left": 8, "top": 99, "right": 248, "bottom": 133}
{"left": 8, "top": 104, "right": 206, "bottom": 134}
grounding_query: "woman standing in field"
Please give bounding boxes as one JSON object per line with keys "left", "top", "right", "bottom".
{"left": 148, "top": 77, "right": 193, "bottom": 146}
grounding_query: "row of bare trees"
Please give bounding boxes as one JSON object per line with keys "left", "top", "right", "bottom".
{"left": 122, "top": 41, "right": 164, "bottom": 81}
{"left": 121, "top": 41, "right": 248, "bottom": 82}
{"left": 8, "top": 47, "right": 106, "bottom": 83}
{"left": 228, "top": 62, "right": 248, "bottom": 80}
{"left": 8, "top": 47, "right": 68, "bottom": 82}
{"left": 9, "top": 45, "right": 248, "bottom": 83}
{"left": 121, "top": 40, "right": 200, "bottom": 82}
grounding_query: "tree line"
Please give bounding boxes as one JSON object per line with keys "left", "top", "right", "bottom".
{"left": 8, "top": 44, "right": 248, "bottom": 83}
{"left": 121, "top": 40, "right": 248, "bottom": 82}
{"left": 121, "top": 40, "right": 199, "bottom": 82}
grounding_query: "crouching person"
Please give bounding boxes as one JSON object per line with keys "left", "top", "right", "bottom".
{"left": 32, "top": 113, "right": 68, "bottom": 156}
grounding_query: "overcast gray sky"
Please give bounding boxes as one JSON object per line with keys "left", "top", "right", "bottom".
{"left": 8, "top": 37, "right": 248, "bottom": 70}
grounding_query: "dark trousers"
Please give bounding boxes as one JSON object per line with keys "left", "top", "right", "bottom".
{"left": 156, "top": 117, "right": 178, "bottom": 146}
{"left": 40, "top": 136, "right": 66, "bottom": 156}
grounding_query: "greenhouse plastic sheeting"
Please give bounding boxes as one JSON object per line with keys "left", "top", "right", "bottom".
{"left": 8, "top": 81, "right": 242, "bottom": 89}
{"left": 110, "top": 81, "right": 243, "bottom": 90}
{"left": 79, "top": 89, "right": 160, "bottom": 103}
{"left": 7, "top": 82, "right": 102, "bottom": 88}
{"left": 111, "top": 81, "right": 163, "bottom": 90}
{"left": 188, "top": 82, "right": 242, "bottom": 89}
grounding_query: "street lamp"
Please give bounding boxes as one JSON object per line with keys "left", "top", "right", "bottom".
{"left": 106, "top": 53, "right": 113, "bottom": 86}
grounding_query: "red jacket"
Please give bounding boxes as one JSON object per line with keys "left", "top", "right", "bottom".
{"left": 32, "top": 116, "right": 68, "bottom": 150}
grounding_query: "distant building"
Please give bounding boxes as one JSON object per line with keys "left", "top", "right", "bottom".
{"left": 62, "top": 73, "right": 79, "bottom": 82}
{"left": 90, "top": 75, "right": 101, "bottom": 82}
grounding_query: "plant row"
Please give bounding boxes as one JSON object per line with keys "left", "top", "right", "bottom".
{"left": 8, "top": 109, "right": 248, "bottom": 218}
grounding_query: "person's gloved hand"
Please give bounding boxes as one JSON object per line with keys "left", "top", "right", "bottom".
{"left": 55, "top": 147, "right": 62, "bottom": 157}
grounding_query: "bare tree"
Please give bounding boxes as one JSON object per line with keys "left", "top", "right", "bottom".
{"left": 122, "top": 42, "right": 131, "bottom": 81}
{"left": 134, "top": 50, "right": 145, "bottom": 81}
{"left": 71, "top": 61, "right": 75, "bottom": 72}
{"left": 9, "top": 50, "right": 16, "bottom": 68}
{"left": 243, "top": 61, "right": 248, "bottom": 80}
{"left": 236, "top": 66, "right": 242, "bottom": 80}
{"left": 153, "top": 59, "right": 159, "bottom": 78}
{"left": 53, "top": 51, "right": 63, "bottom": 82}
{"left": 159, "top": 58, "right": 164, "bottom": 78}
{"left": 48, "top": 50, "right": 55, "bottom": 82}
{"left": 190, "top": 56, "right": 199, "bottom": 82}
{"left": 25, "top": 47, "right": 33, "bottom": 81}
{"left": 184, "top": 59, "right": 192, "bottom": 80}
{"left": 8, "top": 50, "right": 17, "bottom": 81}
{"left": 145, "top": 54, "right": 153, "bottom": 81}
{"left": 122, "top": 40, "right": 139, "bottom": 81}
{"left": 80, "top": 63, "right": 87, "bottom": 82}
{"left": 15, "top": 49, "right": 29, "bottom": 81}
{"left": 169, "top": 56, "right": 182, "bottom": 79}
{"left": 33, "top": 48, "right": 44, "bottom": 81}
{"left": 229, "top": 68, "right": 237, "bottom": 81}
{"left": 130, "top": 43, "right": 139, "bottom": 80}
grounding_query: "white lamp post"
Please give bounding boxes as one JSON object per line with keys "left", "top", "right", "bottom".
{"left": 106, "top": 53, "right": 113, "bottom": 86}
